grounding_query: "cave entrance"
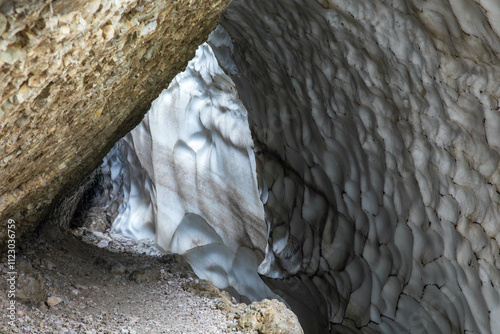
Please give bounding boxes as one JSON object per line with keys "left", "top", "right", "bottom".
{"left": 74, "top": 41, "right": 275, "bottom": 305}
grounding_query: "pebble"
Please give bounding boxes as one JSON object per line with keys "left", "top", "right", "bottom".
{"left": 97, "top": 240, "right": 109, "bottom": 248}
{"left": 111, "top": 263, "right": 126, "bottom": 275}
{"left": 47, "top": 296, "right": 63, "bottom": 308}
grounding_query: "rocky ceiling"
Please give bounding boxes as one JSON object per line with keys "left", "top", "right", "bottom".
{"left": 0, "top": 0, "right": 231, "bottom": 249}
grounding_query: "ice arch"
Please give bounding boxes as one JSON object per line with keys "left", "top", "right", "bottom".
{"left": 100, "top": 0, "right": 500, "bottom": 333}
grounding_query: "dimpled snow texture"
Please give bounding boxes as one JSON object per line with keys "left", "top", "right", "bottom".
{"left": 209, "top": 0, "right": 500, "bottom": 333}
{"left": 106, "top": 0, "right": 500, "bottom": 332}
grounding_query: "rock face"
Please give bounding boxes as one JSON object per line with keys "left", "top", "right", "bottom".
{"left": 236, "top": 299, "right": 304, "bottom": 334}
{"left": 0, "top": 0, "right": 231, "bottom": 248}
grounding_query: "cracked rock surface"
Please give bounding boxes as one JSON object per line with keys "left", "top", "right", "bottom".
{"left": 0, "top": 0, "right": 231, "bottom": 249}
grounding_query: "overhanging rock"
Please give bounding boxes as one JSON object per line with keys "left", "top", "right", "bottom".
{"left": 0, "top": 0, "right": 231, "bottom": 248}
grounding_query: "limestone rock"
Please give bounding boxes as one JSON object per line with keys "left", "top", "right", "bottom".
{"left": 17, "top": 258, "right": 34, "bottom": 275}
{"left": 237, "top": 299, "right": 303, "bottom": 334}
{"left": 129, "top": 267, "right": 161, "bottom": 284}
{"left": 47, "top": 296, "right": 63, "bottom": 308}
{"left": 81, "top": 208, "right": 110, "bottom": 233}
{"left": 167, "top": 254, "right": 195, "bottom": 275}
{"left": 16, "top": 272, "right": 46, "bottom": 305}
{"left": 0, "top": 0, "right": 231, "bottom": 250}
{"left": 110, "top": 263, "right": 126, "bottom": 275}
{"left": 183, "top": 279, "right": 222, "bottom": 299}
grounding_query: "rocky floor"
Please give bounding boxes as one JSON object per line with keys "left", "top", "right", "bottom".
{"left": 0, "top": 225, "right": 303, "bottom": 334}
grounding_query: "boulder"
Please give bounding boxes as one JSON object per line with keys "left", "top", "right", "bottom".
{"left": 16, "top": 272, "right": 46, "bottom": 305}
{"left": 237, "top": 299, "right": 303, "bottom": 334}
{"left": 0, "top": 0, "right": 231, "bottom": 250}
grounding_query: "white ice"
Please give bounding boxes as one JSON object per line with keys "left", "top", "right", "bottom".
{"left": 209, "top": 0, "right": 500, "bottom": 333}
{"left": 103, "top": 43, "right": 276, "bottom": 303}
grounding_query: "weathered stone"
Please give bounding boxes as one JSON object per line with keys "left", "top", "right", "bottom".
{"left": 79, "top": 207, "right": 110, "bottom": 233}
{"left": 129, "top": 267, "right": 161, "bottom": 284}
{"left": 0, "top": 0, "right": 231, "bottom": 250}
{"left": 236, "top": 299, "right": 303, "bottom": 334}
{"left": 0, "top": 13, "right": 7, "bottom": 35}
{"left": 183, "top": 279, "right": 222, "bottom": 299}
{"left": 16, "top": 272, "right": 46, "bottom": 305}
{"left": 110, "top": 263, "right": 126, "bottom": 275}
{"left": 46, "top": 296, "right": 63, "bottom": 308}
{"left": 17, "top": 258, "right": 34, "bottom": 275}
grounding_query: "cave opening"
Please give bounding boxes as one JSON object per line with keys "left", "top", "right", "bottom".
{"left": 66, "top": 26, "right": 330, "bottom": 332}
{"left": 69, "top": 37, "right": 315, "bottom": 331}
{"left": 78, "top": 39, "right": 277, "bottom": 304}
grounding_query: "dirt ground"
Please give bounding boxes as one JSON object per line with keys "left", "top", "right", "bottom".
{"left": 0, "top": 224, "right": 244, "bottom": 334}
{"left": 0, "top": 220, "right": 303, "bottom": 334}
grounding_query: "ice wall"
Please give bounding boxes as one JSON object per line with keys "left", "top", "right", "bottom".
{"left": 105, "top": 44, "right": 276, "bottom": 303}
{"left": 208, "top": 0, "right": 500, "bottom": 333}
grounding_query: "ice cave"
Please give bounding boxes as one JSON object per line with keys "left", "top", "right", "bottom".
{"left": 13, "top": 0, "right": 500, "bottom": 333}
